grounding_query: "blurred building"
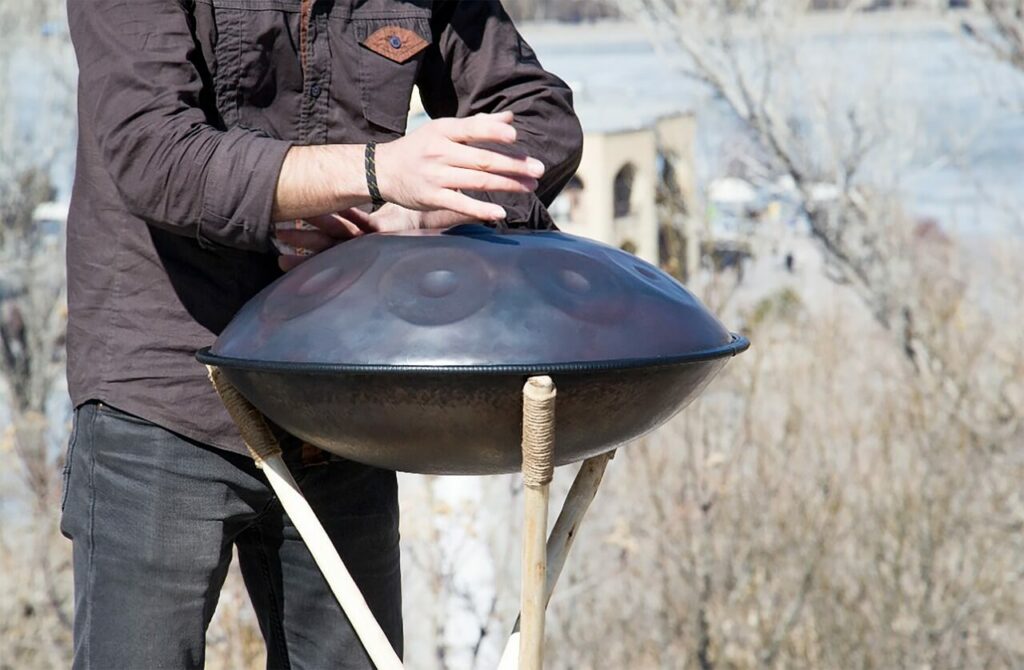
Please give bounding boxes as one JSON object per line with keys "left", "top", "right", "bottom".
{"left": 548, "top": 111, "right": 698, "bottom": 270}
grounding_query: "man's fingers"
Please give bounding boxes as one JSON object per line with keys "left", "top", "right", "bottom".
{"left": 419, "top": 209, "right": 476, "bottom": 230}
{"left": 304, "top": 213, "right": 364, "bottom": 239}
{"left": 487, "top": 111, "right": 514, "bottom": 123}
{"left": 273, "top": 229, "right": 339, "bottom": 252}
{"left": 447, "top": 144, "right": 545, "bottom": 179}
{"left": 336, "top": 207, "right": 376, "bottom": 233}
{"left": 443, "top": 113, "right": 518, "bottom": 145}
{"left": 433, "top": 190, "right": 506, "bottom": 222}
{"left": 444, "top": 167, "right": 538, "bottom": 194}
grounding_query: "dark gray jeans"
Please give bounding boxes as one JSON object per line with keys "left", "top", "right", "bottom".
{"left": 59, "top": 402, "right": 402, "bottom": 669}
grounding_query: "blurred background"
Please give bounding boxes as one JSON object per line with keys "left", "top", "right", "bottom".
{"left": 2, "top": 1, "right": 1023, "bottom": 668}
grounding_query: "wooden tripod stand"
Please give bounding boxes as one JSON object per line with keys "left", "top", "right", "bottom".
{"left": 209, "top": 367, "right": 611, "bottom": 670}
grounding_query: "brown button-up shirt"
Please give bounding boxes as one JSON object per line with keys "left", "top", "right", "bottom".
{"left": 66, "top": 0, "right": 583, "bottom": 454}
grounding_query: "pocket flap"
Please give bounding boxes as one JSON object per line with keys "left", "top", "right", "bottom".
{"left": 361, "top": 26, "right": 429, "bottom": 64}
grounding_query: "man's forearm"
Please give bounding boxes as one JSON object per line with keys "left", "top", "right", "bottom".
{"left": 272, "top": 144, "right": 371, "bottom": 222}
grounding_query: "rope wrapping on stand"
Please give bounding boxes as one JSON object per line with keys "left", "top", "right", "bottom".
{"left": 207, "top": 366, "right": 282, "bottom": 465}
{"left": 521, "top": 376, "right": 556, "bottom": 488}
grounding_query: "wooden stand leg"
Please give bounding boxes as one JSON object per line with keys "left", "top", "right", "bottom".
{"left": 208, "top": 367, "right": 403, "bottom": 670}
{"left": 519, "top": 376, "right": 558, "bottom": 670}
{"left": 498, "top": 451, "right": 613, "bottom": 670}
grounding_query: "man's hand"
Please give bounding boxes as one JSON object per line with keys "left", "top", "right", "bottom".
{"left": 375, "top": 111, "right": 545, "bottom": 221}
{"left": 274, "top": 204, "right": 473, "bottom": 271}
{"left": 271, "top": 111, "right": 545, "bottom": 226}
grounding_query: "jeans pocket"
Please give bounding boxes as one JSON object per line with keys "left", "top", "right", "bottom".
{"left": 59, "top": 411, "right": 82, "bottom": 513}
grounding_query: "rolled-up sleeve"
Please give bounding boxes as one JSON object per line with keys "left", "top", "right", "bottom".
{"left": 419, "top": 1, "right": 584, "bottom": 229}
{"left": 68, "top": 0, "right": 291, "bottom": 251}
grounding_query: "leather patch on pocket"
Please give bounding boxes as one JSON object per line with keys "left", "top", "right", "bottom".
{"left": 361, "top": 26, "right": 428, "bottom": 64}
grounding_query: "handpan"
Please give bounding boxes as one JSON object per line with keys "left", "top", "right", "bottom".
{"left": 197, "top": 224, "right": 749, "bottom": 474}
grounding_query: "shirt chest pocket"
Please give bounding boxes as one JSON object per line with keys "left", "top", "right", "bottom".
{"left": 350, "top": 16, "right": 432, "bottom": 134}
{"left": 197, "top": 0, "right": 303, "bottom": 135}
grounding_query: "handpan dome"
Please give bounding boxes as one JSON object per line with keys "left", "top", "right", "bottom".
{"left": 198, "top": 225, "right": 749, "bottom": 474}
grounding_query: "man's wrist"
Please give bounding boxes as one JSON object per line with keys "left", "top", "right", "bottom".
{"left": 325, "top": 144, "right": 372, "bottom": 207}
{"left": 273, "top": 144, "right": 372, "bottom": 221}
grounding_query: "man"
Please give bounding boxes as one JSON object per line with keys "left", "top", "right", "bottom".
{"left": 60, "top": 0, "right": 582, "bottom": 667}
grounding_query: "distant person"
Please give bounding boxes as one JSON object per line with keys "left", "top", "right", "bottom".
{"left": 62, "top": 1, "right": 582, "bottom": 667}
{"left": 786, "top": 252, "right": 795, "bottom": 273}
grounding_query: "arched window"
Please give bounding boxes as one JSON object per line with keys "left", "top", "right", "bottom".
{"left": 613, "top": 164, "right": 636, "bottom": 219}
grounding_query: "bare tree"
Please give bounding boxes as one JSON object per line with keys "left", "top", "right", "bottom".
{"left": 0, "top": 0, "right": 77, "bottom": 664}
{"left": 621, "top": 1, "right": 904, "bottom": 323}
{"left": 514, "top": 4, "right": 1024, "bottom": 668}
{"left": 619, "top": 1, "right": 1024, "bottom": 448}
{"left": 961, "top": 1, "right": 1024, "bottom": 72}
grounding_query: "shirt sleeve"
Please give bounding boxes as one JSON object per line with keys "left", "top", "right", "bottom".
{"left": 419, "top": 1, "right": 584, "bottom": 229}
{"left": 67, "top": 0, "right": 292, "bottom": 251}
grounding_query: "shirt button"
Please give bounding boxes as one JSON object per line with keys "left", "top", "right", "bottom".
{"left": 310, "top": 83, "right": 322, "bottom": 98}
{"left": 389, "top": 35, "right": 402, "bottom": 49}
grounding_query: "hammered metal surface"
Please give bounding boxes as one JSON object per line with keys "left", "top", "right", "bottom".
{"left": 201, "top": 225, "right": 749, "bottom": 474}
{"left": 211, "top": 225, "right": 734, "bottom": 367}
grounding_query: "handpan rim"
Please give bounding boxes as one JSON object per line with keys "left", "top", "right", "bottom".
{"left": 196, "top": 334, "right": 749, "bottom": 376}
